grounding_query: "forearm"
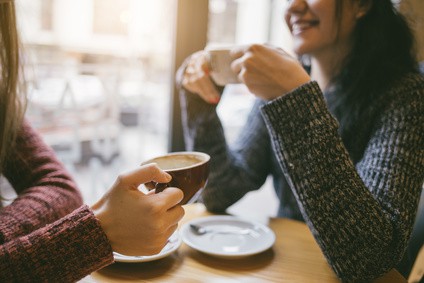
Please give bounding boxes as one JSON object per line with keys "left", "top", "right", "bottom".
{"left": 180, "top": 90, "right": 242, "bottom": 211}
{"left": 261, "top": 81, "right": 424, "bottom": 281}
{"left": 180, "top": 90, "right": 271, "bottom": 212}
{"left": 0, "top": 120, "right": 82, "bottom": 242}
{"left": 0, "top": 205, "right": 113, "bottom": 282}
{"left": 0, "top": 184, "right": 82, "bottom": 243}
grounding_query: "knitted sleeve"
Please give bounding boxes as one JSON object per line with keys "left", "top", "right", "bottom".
{"left": 0, "top": 205, "right": 113, "bottom": 282}
{"left": 180, "top": 87, "right": 272, "bottom": 212}
{"left": 0, "top": 120, "right": 83, "bottom": 243}
{"left": 260, "top": 77, "right": 424, "bottom": 282}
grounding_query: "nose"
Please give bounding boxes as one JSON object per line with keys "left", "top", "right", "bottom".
{"left": 285, "top": 0, "right": 308, "bottom": 14}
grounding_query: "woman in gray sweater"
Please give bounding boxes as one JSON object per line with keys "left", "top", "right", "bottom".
{"left": 178, "top": 0, "right": 424, "bottom": 281}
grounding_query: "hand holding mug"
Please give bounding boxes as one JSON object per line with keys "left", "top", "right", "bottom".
{"left": 142, "top": 151, "right": 210, "bottom": 205}
{"left": 182, "top": 51, "right": 221, "bottom": 104}
{"left": 91, "top": 163, "right": 185, "bottom": 256}
{"left": 230, "top": 44, "right": 310, "bottom": 100}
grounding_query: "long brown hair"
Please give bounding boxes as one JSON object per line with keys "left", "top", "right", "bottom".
{"left": 0, "top": 0, "right": 25, "bottom": 173}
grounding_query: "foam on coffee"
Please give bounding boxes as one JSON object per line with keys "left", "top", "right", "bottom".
{"left": 153, "top": 155, "right": 204, "bottom": 170}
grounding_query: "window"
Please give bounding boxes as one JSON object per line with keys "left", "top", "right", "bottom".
{"left": 40, "top": 0, "right": 54, "bottom": 31}
{"left": 18, "top": 0, "right": 176, "bottom": 203}
{"left": 93, "top": 0, "right": 130, "bottom": 35}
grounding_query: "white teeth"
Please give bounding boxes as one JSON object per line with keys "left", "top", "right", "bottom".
{"left": 291, "top": 22, "right": 312, "bottom": 33}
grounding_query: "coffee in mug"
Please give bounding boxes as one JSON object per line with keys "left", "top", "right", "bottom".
{"left": 141, "top": 151, "right": 210, "bottom": 205}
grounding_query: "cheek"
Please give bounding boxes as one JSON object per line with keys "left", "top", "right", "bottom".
{"left": 283, "top": 12, "right": 290, "bottom": 31}
{"left": 337, "top": 16, "right": 358, "bottom": 42}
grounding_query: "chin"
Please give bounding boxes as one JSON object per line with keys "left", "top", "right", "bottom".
{"left": 292, "top": 44, "right": 308, "bottom": 57}
{"left": 292, "top": 39, "right": 314, "bottom": 57}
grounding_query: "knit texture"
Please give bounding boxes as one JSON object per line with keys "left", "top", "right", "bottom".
{"left": 0, "top": 121, "right": 113, "bottom": 282}
{"left": 179, "top": 73, "right": 424, "bottom": 282}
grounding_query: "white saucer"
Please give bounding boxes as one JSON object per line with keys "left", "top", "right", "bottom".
{"left": 180, "top": 215, "right": 275, "bottom": 258}
{"left": 113, "top": 232, "right": 182, "bottom": 263}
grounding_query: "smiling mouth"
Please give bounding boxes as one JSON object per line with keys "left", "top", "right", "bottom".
{"left": 291, "top": 21, "right": 319, "bottom": 35}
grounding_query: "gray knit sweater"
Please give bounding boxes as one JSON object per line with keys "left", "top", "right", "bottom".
{"left": 179, "top": 73, "right": 424, "bottom": 282}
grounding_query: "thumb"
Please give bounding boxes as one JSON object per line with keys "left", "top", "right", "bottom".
{"left": 117, "top": 163, "right": 172, "bottom": 188}
{"left": 153, "top": 187, "right": 184, "bottom": 208}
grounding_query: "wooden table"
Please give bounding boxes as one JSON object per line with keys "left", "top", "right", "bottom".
{"left": 83, "top": 203, "right": 406, "bottom": 283}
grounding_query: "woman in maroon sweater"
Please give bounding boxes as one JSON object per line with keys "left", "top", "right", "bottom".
{"left": 0, "top": 2, "right": 184, "bottom": 282}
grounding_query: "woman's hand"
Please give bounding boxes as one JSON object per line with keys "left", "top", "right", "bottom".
{"left": 181, "top": 51, "right": 221, "bottom": 104}
{"left": 91, "top": 163, "right": 185, "bottom": 256}
{"left": 231, "top": 44, "right": 310, "bottom": 100}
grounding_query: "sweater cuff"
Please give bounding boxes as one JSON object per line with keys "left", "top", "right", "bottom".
{"left": 260, "top": 81, "right": 338, "bottom": 134}
{"left": 2, "top": 205, "right": 114, "bottom": 282}
{"left": 40, "top": 205, "right": 114, "bottom": 280}
{"left": 58, "top": 205, "right": 114, "bottom": 268}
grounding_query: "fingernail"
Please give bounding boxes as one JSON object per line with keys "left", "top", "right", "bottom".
{"left": 209, "top": 96, "right": 220, "bottom": 104}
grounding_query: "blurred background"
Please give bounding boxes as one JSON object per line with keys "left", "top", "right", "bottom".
{"left": 15, "top": 0, "right": 292, "bottom": 214}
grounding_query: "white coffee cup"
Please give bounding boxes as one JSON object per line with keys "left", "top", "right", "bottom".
{"left": 206, "top": 46, "right": 240, "bottom": 86}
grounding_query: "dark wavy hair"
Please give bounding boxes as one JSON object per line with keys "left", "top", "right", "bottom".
{"left": 325, "top": 0, "right": 419, "bottom": 162}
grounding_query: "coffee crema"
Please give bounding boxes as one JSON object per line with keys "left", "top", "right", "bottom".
{"left": 151, "top": 155, "right": 205, "bottom": 171}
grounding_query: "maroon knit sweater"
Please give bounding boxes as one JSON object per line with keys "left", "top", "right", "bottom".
{"left": 0, "top": 121, "right": 113, "bottom": 282}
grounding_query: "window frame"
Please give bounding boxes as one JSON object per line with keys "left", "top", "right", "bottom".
{"left": 169, "top": 0, "right": 209, "bottom": 151}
